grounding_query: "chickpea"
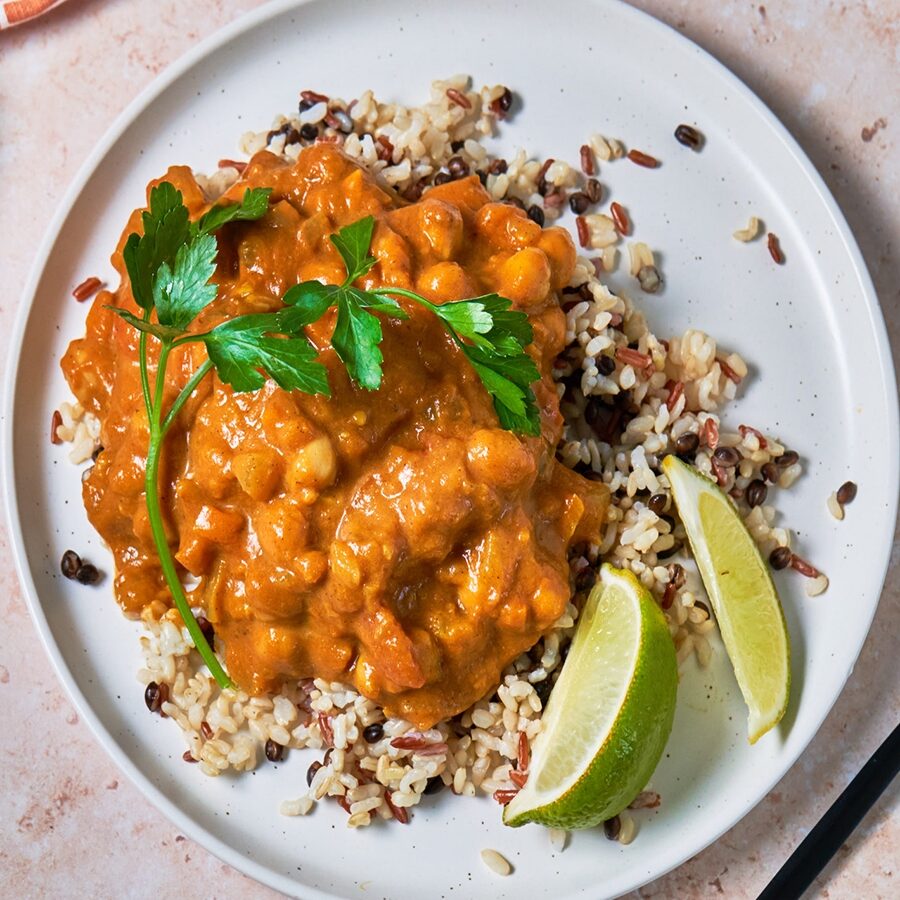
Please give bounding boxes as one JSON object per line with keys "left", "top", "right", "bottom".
{"left": 474, "top": 203, "right": 541, "bottom": 249}
{"left": 286, "top": 435, "right": 337, "bottom": 491}
{"left": 296, "top": 550, "right": 328, "bottom": 586}
{"left": 536, "top": 227, "right": 577, "bottom": 292}
{"left": 254, "top": 500, "right": 309, "bottom": 562}
{"left": 415, "top": 261, "right": 477, "bottom": 301}
{"left": 328, "top": 540, "right": 362, "bottom": 587}
{"left": 498, "top": 247, "right": 551, "bottom": 306}
{"left": 233, "top": 448, "right": 282, "bottom": 501}
{"left": 418, "top": 199, "right": 463, "bottom": 260}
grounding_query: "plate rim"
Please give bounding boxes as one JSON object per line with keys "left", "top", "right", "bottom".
{"left": 3, "top": 0, "right": 898, "bottom": 897}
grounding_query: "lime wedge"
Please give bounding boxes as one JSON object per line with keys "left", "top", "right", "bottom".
{"left": 662, "top": 455, "right": 790, "bottom": 743}
{"left": 503, "top": 564, "right": 677, "bottom": 830}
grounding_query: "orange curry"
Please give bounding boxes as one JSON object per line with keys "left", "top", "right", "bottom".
{"left": 62, "top": 144, "right": 609, "bottom": 728}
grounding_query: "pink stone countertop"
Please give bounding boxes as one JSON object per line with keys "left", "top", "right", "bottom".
{"left": 1, "top": 1, "right": 897, "bottom": 897}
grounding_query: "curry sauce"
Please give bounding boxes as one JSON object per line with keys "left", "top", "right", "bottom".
{"left": 62, "top": 144, "right": 609, "bottom": 728}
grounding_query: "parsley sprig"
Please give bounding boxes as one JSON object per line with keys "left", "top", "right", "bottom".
{"left": 110, "top": 183, "right": 541, "bottom": 689}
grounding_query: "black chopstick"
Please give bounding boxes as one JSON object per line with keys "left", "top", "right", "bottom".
{"left": 758, "top": 719, "right": 900, "bottom": 900}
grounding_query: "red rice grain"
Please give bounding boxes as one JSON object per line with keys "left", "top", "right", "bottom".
{"left": 579, "top": 144, "right": 596, "bottom": 175}
{"left": 665, "top": 380, "right": 684, "bottom": 412}
{"left": 300, "top": 89, "right": 329, "bottom": 104}
{"left": 517, "top": 732, "right": 530, "bottom": 771}
{"left": 317, "top": 712, "right": 334, "bottom": 747}
{"left": 390, "top": 734, "right": 430, "bottom": 751}
{"left": 375, "top": 135, "right": 394, "bottom": 162}
{"left": 445, "top": 88, "right": 472, "bottom": 110}
{"left": 790, "top": 555, "right": 820, "bottom": 578}
{"left": 72, "top": 276, "right": 103, "bottom": 301}
{"left": 711, "top": 458, "right": 728, "bottom": 486}
{"left": 767, "top": 232, "right": 784, "bottom": 264}
{"left": 739, "top": 424, "right": 768, "bottom": 449}
{"left": 610, "top": 201, "right": 630, "bottom": 235}
{"left": 217, "top": 159, "right": 247, "bottom": 172}
{"left": 575, "top": 215, "right": 590, "bottom": 248}
{"left": 492, "top": 789, "right": 519, "bottom": 806}
{"left": 629, "top": 790, "right": 662, "bottom": 810}
{"left": 509, "top": 770, "right": 529, "bottom": 789}
{"left": 703, "top": 418, "right": 720, "bottom": 450}
{"left": 718, "top": 357, "right": 743, "bottom": 384}
{"left": 662, "top": 582, "right": 677, "bottom": 609}
{"left": 384, "top": 790, "right": 409, "bottom": 823}
{"left": 200, "top": 720, "right": 213, "bottom": 740}
{"left": 182, "top": 751, "right": 198, "bottom": 763}
{"left": 627, "top": 149, "right": 659, "bottom": 168}
{"left": 615, "top": 347, "right": 652, "bottom": 370}
{"left": 50, "top": 410, "right": 62, "bottom": 444}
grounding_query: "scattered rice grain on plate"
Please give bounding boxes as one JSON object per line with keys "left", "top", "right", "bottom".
{"left": 548, "top": 827, "right": 569, "bottom": 852}
{"left": 481, "top": 848, "right": 512, "bottom": 876}
{"left": 732, "top": 216, "right": 761, "bottom": 242}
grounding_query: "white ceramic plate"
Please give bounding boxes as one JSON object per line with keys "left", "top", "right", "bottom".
{"left": 4, "top": 1, "right": 898, "bottom": 897}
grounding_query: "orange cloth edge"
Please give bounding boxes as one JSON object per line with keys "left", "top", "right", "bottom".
{"left": 1, "top": 0, "right": 67, "bottom": 28}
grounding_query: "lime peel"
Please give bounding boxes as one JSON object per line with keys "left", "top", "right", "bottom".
{"left": 662, "top": 455, "right": 790, "bottom": 743}
{"left": 503, "top": 564, "right": 677, "bottom": 830}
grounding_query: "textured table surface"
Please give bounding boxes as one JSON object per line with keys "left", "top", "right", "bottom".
{"left": 1, "top": 1, "right": 897, "bottom": 897}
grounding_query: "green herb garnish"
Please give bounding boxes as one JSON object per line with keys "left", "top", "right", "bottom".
{"left": 111, "top": 183, "right": 541, "bottom": 689}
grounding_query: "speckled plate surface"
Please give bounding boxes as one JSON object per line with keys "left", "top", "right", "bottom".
{"left": 4, "top": 1, "right": 897, "bottom": 898}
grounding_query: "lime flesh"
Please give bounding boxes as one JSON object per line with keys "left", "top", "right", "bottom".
{"left": 503, "top": 564, "right": 677, "bottom": 830}
{"left": 662, "top": 455, "right": 790, "bottom": 743}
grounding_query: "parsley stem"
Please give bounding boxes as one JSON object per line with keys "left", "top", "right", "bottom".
{"left": 160, "top": 358, "right": 213, "bottom": 437}
{"left": 143, "top": 342, "right": 234, "bottom": 689}
{"left": 370, "top": 286, "right": 465, "bottom": 348}
{"left": 369, "top": 286, "right": 435, "bottom": 309}
{"left": 138, "top": 308, "right": 152, "bottom": 414}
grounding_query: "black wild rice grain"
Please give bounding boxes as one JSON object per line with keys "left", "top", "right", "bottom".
{"left": 713, "top": 446, "right": 740, "bottom": 467}
{"left": 61, "top": 550, "right": 82, "bottom": 580}
{"left": 674, "top": 124, "right": 703, "bottom": 150}
{"left": 74, "top": 563, "right": 100, "bottom": 585}
{"left": 777, "top": 450, "right": 799, "bottom": 468}
{"left": 527, "top": 205, "right": 545, "bottom": 227}
{"left": 144, "top": 681, "right": 163, "bottom": 713}
{"left": 363, "top": 723, "right": 384, "bottom": 743}
{"left": 769, "top": 546, "right": 793, "bottom": 570}
{"left": 836, "top": 481, "right": 857, "bottom": 505}
{"left": 604, "top": 816, "right": 621, "bottom": 840}
{"left": 568, "top": 192, "right": 590, "bottom": 215}
{"left": 746, "top": 479, "right": 768, "bottom": 508}
{"left": 675, "top": 432, "right": 700, "bottom": 456}
{"left": 447, "top": 156, "right": 469, "bottom": 178}
{"left": 424, "top": 776, "right": 445, "bottom": 795}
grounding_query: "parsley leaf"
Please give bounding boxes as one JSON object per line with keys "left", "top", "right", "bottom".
{"left": 331, "top": 292, "right": 385, "bottom": 390}
{"left": 462, "top": 345, "right": 543, "bottom": 437}
{"left": 204, "top": 312, "right": 330, "bottom": 395}
{"left": 123, "top": 182, "right": 191, "bottom": 310}
{"left": 194, "top": 187, "right": 273, "bottom": 237}
{"left": 282, "top": 281, "right": 339, "bottom": 325}
{"left": 153, "top": 232, "right": 219, "bottom": 330}
{"left": 330, "top": 216, "right": 378, "bottom": 284}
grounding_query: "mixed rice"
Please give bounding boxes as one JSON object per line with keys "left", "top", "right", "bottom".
{"left": 58, "top": 76, "right": 825, "bottom": 844}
